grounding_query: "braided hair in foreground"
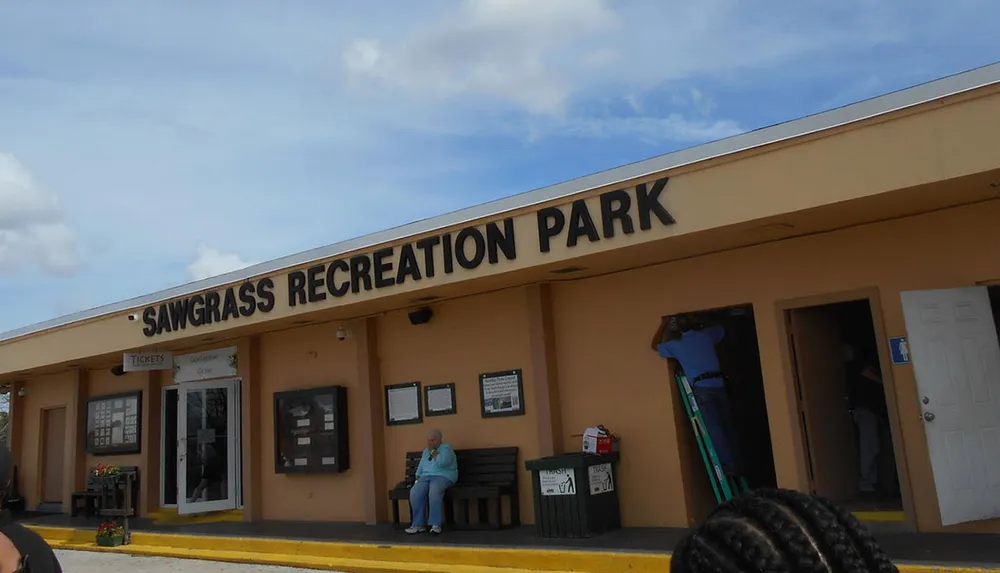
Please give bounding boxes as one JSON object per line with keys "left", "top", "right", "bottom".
{"left": 670, "top": 488, "right": 898, "bottom": 573}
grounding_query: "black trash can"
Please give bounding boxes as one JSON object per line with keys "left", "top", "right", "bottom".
{"left": 525, "top": 452, "right": 621, "bottom": 538}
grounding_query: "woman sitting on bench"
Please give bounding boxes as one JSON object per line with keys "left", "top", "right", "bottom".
{"left": 406, "top": 429, "right": 458, "bottom": 535}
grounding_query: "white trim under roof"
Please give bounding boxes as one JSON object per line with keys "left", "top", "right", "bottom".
{"left": 3, "top": 61, "right": 1000, "bottom": 343}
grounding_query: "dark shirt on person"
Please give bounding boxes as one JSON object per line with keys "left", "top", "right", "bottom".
{"left": 0, "top": 512, "right": 63, "bottom": 573}
{"left": 846, "top": 360, "right": 887, "bottom": 417}
{"left": 657, "top": 326, "right": 727, "bottom": 388}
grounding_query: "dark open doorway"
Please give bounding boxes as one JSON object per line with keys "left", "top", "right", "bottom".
{"left": 787, "top": 299, "right": 901, "bottom": 511}
{"left": 662, "top": 304, "right": 778, "bottom": 493}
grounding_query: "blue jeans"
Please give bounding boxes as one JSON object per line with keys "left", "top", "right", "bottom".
{"left": 410, "top": 475, "right": 453, "bottom": 527}
{"left": 693, "top": 385, "right": 741, "bottom": 476}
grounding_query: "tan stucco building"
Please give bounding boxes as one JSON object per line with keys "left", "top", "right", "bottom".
{"left": 3, "top": 63, "right": 1000, "bottom": 535}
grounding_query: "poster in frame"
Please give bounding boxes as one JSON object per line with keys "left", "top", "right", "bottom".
{"left": 478, "top": 369, "right": 525, "bottom": 418}
{"left": 385, "top": 381, "right": 423, "bottom": 426}
{"left": 424, "top": 383, "right": 457, "bottom": 417}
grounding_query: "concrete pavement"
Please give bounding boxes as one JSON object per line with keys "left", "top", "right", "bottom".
{"left": 55, "top": 550, "right": 340, "bottom": 573}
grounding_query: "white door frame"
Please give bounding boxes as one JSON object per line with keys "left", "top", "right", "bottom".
{"left": 177, "top": 378, "right": 241, "bottom": 515}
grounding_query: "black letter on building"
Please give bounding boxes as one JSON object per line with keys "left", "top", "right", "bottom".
{"left": 396, "top": 244, "right": 422, "bottom": 285}
{"left": 326, "top": 259, "right": 350, "bottom": 297}
{"left": 238, "top": 282, "right": 257, "bottom": 317}
{"left": 169, "top": 298, "right": 190, "bottom": 331}
{"left": 372, "top": 247, "right": 396, "bottom": 289}
{"left": 566, "top": 199, "right": 600, "bottom": 247}
{"left": 599, "top": 189, "right": 634, "bottom": 238}
{"left": 141, "top": 307, "right": 157, "bottom": 337}
{"left": 188, "top": 294, "right": 206, "bottom": 326}
{"left": 636, "top": 177, "right": 675, "bottom": 230}
{"left": 350, "top": 255, "right": 373, "bottom": 293}
{"left": 221, "top": 288, "right": 240, "bottom": 321}
{"left": 288, "top": 271, "right": 307, "bottom": 307}
{"left": 204, "top": 291, "right": 222, "bottom": 324}
{"left": 486, "top": 218, "right": 516, "bottom": 264}
{"left": 415, "top": 236, "right": 440, "bottom": 278}
{"left": 156, "top": 303, "right": 172, "bottom": 334}
{"left": 441, "top": 233, "right": 455, "bottom": 274}
{"left": 537, "top": 207, "right": 565, "bottom": 253}
{"left": 306, "top": 264, "right": 327, "bottom": 303}
{"left": 455, "top": 227, "right": 486, "bottom": 270}
{"left": 256, "top": 278, "right": 276, "bottom": 312}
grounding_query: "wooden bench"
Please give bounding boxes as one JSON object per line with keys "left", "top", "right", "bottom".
{"left": 388, "top": 447, "right": 520, "bottom": 530}
{"left": 70, "top": 466, "right": 139, "bottom": 518}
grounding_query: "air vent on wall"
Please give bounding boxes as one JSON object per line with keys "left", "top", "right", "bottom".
{"left": 410, "top": 295, "right": 441, "bottom": 303}
{"left": 551, "top": 266, "right": 586, "bottom": 275}
{"left": 747, "top": 223, "right": 795, "bottom": 234}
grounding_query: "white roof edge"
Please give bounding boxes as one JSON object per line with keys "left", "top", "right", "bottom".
{"left": 3, "top": 61, "right": 999, "bottom": 344}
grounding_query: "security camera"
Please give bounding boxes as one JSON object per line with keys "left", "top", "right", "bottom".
{"left": 127, "top": 313, "right": 140, "bottom": 321}
{"left": 335, "top": 327, "right": 348, "bottom": 341}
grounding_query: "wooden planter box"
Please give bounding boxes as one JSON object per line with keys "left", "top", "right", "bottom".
{"left": 96, "top": 535, "right": 125, "bottom": 547}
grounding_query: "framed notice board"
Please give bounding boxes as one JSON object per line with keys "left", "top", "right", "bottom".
{"left": 273, "top": 385, "right": 350, "bottom": 474}
{"left": 85, "top": 391, "right": 143, "bottom": 455}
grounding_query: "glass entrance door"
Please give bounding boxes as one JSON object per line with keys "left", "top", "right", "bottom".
{"left": 178, "top": 379, "right": 238, "bottom": 515}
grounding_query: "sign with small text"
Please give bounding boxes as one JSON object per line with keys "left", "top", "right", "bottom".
{"left": 539, "top": 468, "right": 576, "bottom": 496}
{"left": 122, "top": 351, "right": 173, "bottom": 372}
{"left": 173, "top": 346, "right": 238, "bottom": 383}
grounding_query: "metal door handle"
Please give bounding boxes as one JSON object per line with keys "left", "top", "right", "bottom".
{"left": 923, "top": 412, "right": 936, "bottom": 422}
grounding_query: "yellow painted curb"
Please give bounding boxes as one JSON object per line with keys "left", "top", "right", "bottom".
{"left": 29, "top": 525, "right": 1000, "bottom": 573}
{"left": 853, "top": 510, "right": 906, "bottom": 522}
{"left": 147, "top": 508, "right": 245, "bottom": 526}
{"left": 30, "top": 525, "right": 666, "bottom": 573}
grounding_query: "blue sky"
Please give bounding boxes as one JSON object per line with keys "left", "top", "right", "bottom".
{"left": 0, "top": 0, "right": 998, "bottom": 334}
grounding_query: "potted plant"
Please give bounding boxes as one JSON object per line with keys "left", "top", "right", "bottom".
{"left": 93, "top": 464, "right": 121, "bottom": 480}
{"left": 95, "top": 521, "right": 126, "bottom": 547}
{"left": 93, "top": 464, "right": 122, "bottom": 496}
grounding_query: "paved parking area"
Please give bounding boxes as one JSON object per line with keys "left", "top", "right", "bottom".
{"left": 54, "top": 550, "right": 340, "bottom": 573}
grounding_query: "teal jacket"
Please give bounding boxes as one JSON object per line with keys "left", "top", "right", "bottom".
{"left": 416, "top": 443, "right": 458, "bottom": 484}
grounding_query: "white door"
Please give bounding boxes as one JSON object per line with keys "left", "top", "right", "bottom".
{"left": 901, "top": 287, "right": 1000, "bottom": 526}
{"left": 178, "top": 379, "right": 239, "bottom": 515}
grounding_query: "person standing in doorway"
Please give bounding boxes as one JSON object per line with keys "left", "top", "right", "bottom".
{"left": 848, "top": 354, "right": 888, "bottom": 500}
{"left": 652, "top": 314, "right": 742, "bottom": 477}
{"left": 406, "top": 429, "right": 458, "bottom": 535}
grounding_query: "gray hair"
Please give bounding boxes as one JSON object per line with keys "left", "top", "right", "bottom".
{"left": 427, "top": 428, "right": 443, "bottom": 439}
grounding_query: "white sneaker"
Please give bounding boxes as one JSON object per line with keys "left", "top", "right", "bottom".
{"left": 404, "top": 526, "right": 426, "bottom": 534}
{"left": 430, "top": 525, "right": 442, "bottom": 534}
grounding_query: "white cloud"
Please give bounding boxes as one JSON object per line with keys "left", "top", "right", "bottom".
{"left": 0, "top": 0, "right": 998, "bottom": 334}
{"left": 0, "top": 152, "right": 80, "bottom": 275}
{"left": 187, "top": 246, "right": 257, "bottom": 282}
{"left": 340, "top": 0, "right": 907, "bottom": 120}
{"left": 343, "top": 0, "right": 620, "bottom": 114}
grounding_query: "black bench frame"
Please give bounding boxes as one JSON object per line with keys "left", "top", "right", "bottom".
{"left": 388, "top": 446, "right": 520, "bottom": 530}
{"left": 70, "top": 466, "right": 140, "bottom": 519}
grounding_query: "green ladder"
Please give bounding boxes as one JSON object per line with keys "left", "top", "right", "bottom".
{"left": 675, "top": 373, "right": 750, "bottom": 503}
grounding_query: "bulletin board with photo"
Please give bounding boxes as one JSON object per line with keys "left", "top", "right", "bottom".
{"left": 478, "top": 369, "right": 525, "bottom": 418}
{"left": 85, "top": 391, "right": 143, "bottom": 455}
{"left": 273, "top": 385, "right": 350, "bottom": 474}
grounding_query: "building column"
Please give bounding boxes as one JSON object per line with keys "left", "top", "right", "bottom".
{"left": 8, "top": 382, "right": 25, "bottom": 471}
{"left": 239, "top": 335, "right": 263, "bottom": 521}
{"left": 526, "top": 283, "right": 563, "bottom": 456}
{"left": 356, "top": 317, "right": 387, "bottom": 525}
{"left": 140, "top": 370, "right": 162, "bottom": 516}
{"left": 64, "top": 369, "right": 89, "bottom": 511}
